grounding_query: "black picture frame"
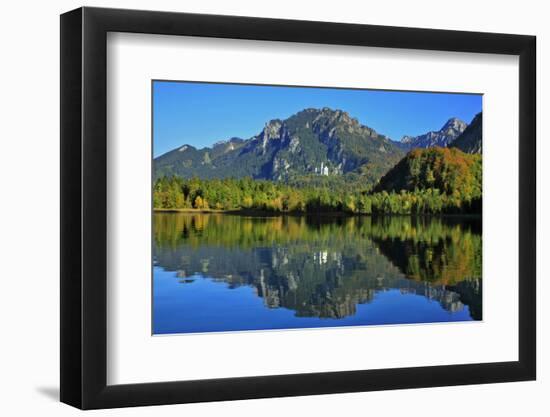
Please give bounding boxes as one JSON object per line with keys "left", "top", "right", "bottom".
{"left": 60, "top": 6, "right": 536, "bottom": 410}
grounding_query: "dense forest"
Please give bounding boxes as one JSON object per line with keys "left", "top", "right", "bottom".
{"left": 375, "top": 147, "right": 482, "bottom": 197}
{"left": 153, "top": 147, "right": 481, "bottom": 215}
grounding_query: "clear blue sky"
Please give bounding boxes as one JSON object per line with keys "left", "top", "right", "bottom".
{"left": 153, "top": 81, "right": 482, "bottom": 157}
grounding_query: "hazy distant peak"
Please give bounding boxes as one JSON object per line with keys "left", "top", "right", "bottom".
{"left": 399, "top": 117, "right": 468, "bottom": 149}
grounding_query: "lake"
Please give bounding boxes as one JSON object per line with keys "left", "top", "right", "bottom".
{"left": 153, "top": 213, "right": 482, "bottom": 334}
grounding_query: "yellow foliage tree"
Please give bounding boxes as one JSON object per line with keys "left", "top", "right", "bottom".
{"left": 194, "top": 195, "right": 204, "bottom": 209}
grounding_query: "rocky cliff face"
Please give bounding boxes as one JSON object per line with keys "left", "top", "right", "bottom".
{"left": 450, "top": 112, "right": 482, "bottom": 154}
{"left": 400, "top": 117, "right": 467, "bottom": 149}
{"left": 154, "top": 107, "right": 405, "bottom": 183}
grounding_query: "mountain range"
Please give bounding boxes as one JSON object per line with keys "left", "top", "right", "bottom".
{"left": 154, "top": 108, "right": 482, "bottom": 184}
{"left": 400, "top": 117, "right": 467, "bottom": 149}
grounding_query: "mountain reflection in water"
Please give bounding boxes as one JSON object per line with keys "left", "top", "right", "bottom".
{"left": 153, "top": 213, "right": 482, "bottom": 334}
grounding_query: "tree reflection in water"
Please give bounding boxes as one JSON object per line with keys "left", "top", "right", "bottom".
{"left": 153, "top": 213, "right": 482, "bottom": 322}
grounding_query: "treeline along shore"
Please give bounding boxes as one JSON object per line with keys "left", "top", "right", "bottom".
{"left": 154, "top": 148, "right": 482, "bottom": 216}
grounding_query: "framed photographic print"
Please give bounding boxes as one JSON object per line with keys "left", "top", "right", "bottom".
{"left": 60, "top": 6, "right": 536, "bottom": 409}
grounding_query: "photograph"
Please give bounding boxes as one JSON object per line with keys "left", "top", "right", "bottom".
{"left": 52, "top": 3, "right": 539, "bottom": 412}
{"left": 152, "top": 81, "right": 483, "bottom": 335}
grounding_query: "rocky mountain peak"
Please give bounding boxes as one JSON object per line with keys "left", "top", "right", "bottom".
{"left": 317, "top": 108, "right": 357, "bottom": 125}
{"left": 262, "top": 119, "right": 284, "bottom": 138}
{"left": 292, "top": 107, "right": 358, "bottom": 127}
{"left": 440, "top": 117, "right": 467, "bottom": 135}
{"left": 154, "top": 106, "right": 405, "bottom": 183}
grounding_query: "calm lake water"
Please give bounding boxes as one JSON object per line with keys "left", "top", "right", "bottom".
{"left": 153, "top": 213, "right": 482, "bottom": 334}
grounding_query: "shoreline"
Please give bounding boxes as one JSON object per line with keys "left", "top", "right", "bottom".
{"left": 153, "top": 208, "right": 482, "bottom": 218}
{"left": 154, "top": 208, "right": 225, "bottom": 213}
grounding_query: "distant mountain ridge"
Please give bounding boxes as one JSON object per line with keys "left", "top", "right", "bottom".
{"left": 154, "top": 107, "right": 405, "bottom": 183}
{"left": 400, "top": 117, "right": 467, "bottom": 149}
